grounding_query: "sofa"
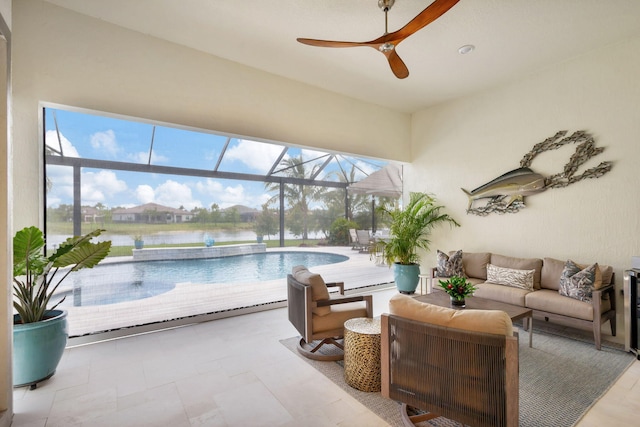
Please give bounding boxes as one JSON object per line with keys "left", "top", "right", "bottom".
{"left": 432, "top": 251, "right": 616, "bottom": 350}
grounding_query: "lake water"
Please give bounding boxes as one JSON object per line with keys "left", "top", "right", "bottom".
{"left": 48, "top": 229, "right": 324, "bottom": 248}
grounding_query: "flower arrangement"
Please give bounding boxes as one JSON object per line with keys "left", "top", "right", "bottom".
{"left": 439, "top": 275, "right": 476, "bottom": 301}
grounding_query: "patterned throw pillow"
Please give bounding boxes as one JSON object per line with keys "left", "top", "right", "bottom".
{"left": 486, "top": 264, "right": 535, "bottom": 291}
{"left": 436, "top": 249, "right": 465, "bottom": 278}
{"left": 559, "top": 260, "right": 598, "bottom": 302}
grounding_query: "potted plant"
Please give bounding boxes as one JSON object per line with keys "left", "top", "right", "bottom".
{"left": 133, "top": 234, "right": 144, "bottom": 249}
{"left": 375, "top": 192, "right": 459, "bottom": 294}
{"left": 13, "top": 226, "right": 112, "bottom": 388}
{"left": 203, "top": 233, "right": 215, "bottom": 247}
{"left": 439, "top": 275, "right": 477, "bottom": 307}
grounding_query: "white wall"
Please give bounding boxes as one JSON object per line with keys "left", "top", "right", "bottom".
{"left": 409, "top": 34, "right": 640, "bottom": 336}
{"left": 11, "top": 0, "right": 411, "bottom": 229}
{"left": 0, "top": 0, "right": 10, "bottom": 424}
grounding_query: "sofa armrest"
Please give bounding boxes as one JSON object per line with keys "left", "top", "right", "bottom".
{"left": 593, "top": 280, "right": 616, "bottom": 310}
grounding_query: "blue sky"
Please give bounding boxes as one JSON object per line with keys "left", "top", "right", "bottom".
{"left": 45, "top": 108, "right": 385, "bottom": 211}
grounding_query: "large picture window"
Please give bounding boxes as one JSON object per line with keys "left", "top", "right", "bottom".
{"left": 43, "top": 105, "right": 398, "bottom": 339}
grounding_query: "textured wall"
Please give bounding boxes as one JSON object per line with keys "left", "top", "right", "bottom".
{"left": 409, "top": 34, "right": 640, "bottom": 338}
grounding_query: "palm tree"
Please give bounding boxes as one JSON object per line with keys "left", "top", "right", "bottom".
{"left": 328, "top": 164, "right": 370, "bottom": 224}
{"left": 265, "top": 155, "right": 326, "bottom": 240}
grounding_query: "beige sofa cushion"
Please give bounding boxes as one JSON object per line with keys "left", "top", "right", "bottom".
{"left": 541, "top": 257, "right": 566, "bottom": 290}
{"left": 491, "top": 254, "right": 543, "bottom": 289}
{"left": 462, "top": 252, "right": 491, "bottom": 280}
{"left": 525, "top": 289, "right": 611, "bottom": 321}
{"left": 473, "top": 282, "right": 530, "bottom": 306}
{"left": 293, "top": 265, "right": 331, "bottom": 316}
{"left": 389, "top": 294, "right": 513, "bottom": 336}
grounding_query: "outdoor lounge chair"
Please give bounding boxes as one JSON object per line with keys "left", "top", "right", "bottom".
{"left": 349, "top": 228, "right": 360, "bottom": 250}
{"left": 381, "top": 294, "right": 519, "bottom": 427}
{"left": 287, "top": 266, "right": 373, "bottom": 361}
{"left": 356, "top": 229, "right": 372, "bottom": 253}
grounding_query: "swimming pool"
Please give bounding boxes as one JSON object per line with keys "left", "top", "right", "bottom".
{"left": 58, "top": 251, "right": 348, "bottom": 307}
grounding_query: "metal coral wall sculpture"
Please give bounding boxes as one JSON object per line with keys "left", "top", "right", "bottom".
{"left": 463, "top": 130, "right": 613, "bottom": 216}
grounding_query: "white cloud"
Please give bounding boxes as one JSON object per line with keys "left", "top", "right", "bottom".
{"left": 90, "top": 130, "right": 120, "bottom": 158}
{"left": 194, "top": 179, "right": 248, "bottom": 209}
{"left": 224, "top": 139, "right": 284, "bottom": 173}
{"left": 46, "top": 196, "right": 62, "bottom": 208}
{"left": 45, "top": 130, "right": 80, "bottom": 157}
{"left": 354, "top": 160, "right": 379, "bottom": 177}
{"left": 81, "top": 170, "right": 128, "bottom": 206}
{"left": 136, "top": 180, "right": 202, "bottom": 210}
{"left": 128, "top": 151, "right": 169, "bottom": 164}
{"left": 135, "top": 185, "right": 156, "bottom": 204}
{"left": 195, "top": 179, "right": 224, "bottom": 196}
{"left": 46, "top": 166, "right": 128, "bottom": 207}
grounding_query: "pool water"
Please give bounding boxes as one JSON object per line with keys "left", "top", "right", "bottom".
{"left": 58, "top": 251, "right": 348, "bottom": 307}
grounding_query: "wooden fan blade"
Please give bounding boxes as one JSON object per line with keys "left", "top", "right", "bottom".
{"left": 383, "top": 49, "right": 409, "bottom": 79}
{"left": 297, "top": 38, "right": 370, "bottom": 48}
{"left": 390, "top": 0, "right": 460, "bottom": 42}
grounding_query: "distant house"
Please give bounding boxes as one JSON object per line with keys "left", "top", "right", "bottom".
{"left": 81, "top": 206, "right": 104, "bottom": 223}
{"left": 112, "top": 202, "right": 193, "bottom": 223}
{"left": 223, "top": 205, "right": 259, "bottom": 222}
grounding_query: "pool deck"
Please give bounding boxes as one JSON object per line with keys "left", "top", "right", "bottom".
{"left": 66, "top": 246, "right": 396, "bottom": 339}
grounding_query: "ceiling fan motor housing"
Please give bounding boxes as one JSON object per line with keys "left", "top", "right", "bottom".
{"left": 378, "top": 0, "right": 395, "bottom": 12}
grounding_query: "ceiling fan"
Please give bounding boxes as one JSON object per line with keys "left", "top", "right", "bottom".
{"left": 297, "top": 0, "right": 460, "bottom": 79}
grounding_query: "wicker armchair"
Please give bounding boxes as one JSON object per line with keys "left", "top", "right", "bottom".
{"left": 287, "top": 266, "right": 373, "bottom": 361}
{"left": 381, "top": 294, "right": 519, "bottom": 427}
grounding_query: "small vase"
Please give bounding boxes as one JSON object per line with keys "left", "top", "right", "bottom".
{"left": 450, "top": 296, "right": 465, "bottom": 308}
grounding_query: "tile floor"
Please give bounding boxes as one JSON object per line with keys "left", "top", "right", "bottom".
{"left": 11, "top": 287, "right": 640, "bottom": 426}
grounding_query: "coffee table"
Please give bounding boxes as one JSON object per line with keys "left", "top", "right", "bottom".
{"left": 414, "top": 291, "right": 533, "bottom": 347}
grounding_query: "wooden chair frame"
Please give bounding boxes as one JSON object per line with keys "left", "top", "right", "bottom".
{"left": 287, "top": 274, "right": 373, "bottom": 361}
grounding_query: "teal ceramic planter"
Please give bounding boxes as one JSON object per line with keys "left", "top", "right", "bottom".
{"left": 13, "top": 310, "right": 68, "bottom": 388}
{"left": 394, "top": 263, "right": 421, "bottom": 294}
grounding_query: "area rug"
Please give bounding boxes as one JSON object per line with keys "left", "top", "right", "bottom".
{"left": 281, "top": 323, "right": 634, "bottom": 427}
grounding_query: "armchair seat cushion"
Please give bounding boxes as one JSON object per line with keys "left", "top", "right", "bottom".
{"left": 312, "top": 302, "right": 369, "bottom": 334}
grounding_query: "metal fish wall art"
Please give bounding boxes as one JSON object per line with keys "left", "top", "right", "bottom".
{"left": 463, "top": 130, "right": 613, "bottom": 216}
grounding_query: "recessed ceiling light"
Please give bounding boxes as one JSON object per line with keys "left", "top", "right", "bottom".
{"left": 458, "top": 44, "right": 475, "bottom": 54}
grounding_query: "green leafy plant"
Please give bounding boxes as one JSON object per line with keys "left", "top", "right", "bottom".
{"left": 13, "top": 226, "right": 112, "bottom": 324}
{"left": 133, "top": 234, "right": 143, "bottom": 242}
{"left": 439, "top": 276, "right": 477, "bottom": 301}
{"left": 375, "top": 192, "right": 459, "bottom": 266}
{"left": 328, "top": 218, "right": 359, "bottom": 246}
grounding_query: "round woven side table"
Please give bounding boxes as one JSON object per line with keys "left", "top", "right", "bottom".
{"left": 343, "top": 317, "right": 381, "bottom": 392}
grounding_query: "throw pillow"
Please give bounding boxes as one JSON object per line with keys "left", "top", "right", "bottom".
{"left": 436, "top": 249, "right": 465, "bottom": 278}
{"left": 486, "top": 264, "right": 535, "bottom": 291}
{"left": 559, "top": 260, "right": 598, "bottom": 302}
{"left": 575, "top": 261, "right": 603, "bottom": 289}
